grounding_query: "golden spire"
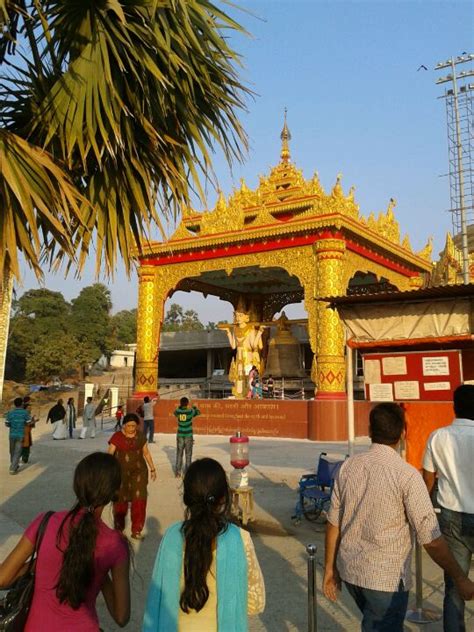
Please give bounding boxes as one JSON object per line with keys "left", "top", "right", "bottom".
{"left": 280, "top": 107, "right": 291, "bottom": 163}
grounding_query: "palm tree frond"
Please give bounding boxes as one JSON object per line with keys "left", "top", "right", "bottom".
{"left": 0, "top": 130, "right": 84, "bottom": 280}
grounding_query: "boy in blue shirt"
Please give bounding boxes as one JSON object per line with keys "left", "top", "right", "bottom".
{"left": 173, "top": 397, "right": 200, "bottom": 478}
{"left": 5, "top": 397, "right": 31, "bottom": 474}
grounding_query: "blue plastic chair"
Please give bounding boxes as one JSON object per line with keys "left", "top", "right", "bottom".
{"left": 292, "top": 452, "right": 345, "bottom": 523}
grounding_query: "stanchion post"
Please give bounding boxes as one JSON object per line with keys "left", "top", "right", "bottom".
{"left": 406, "top": 543, "right": 441, "bottom": 623}
{"left": 306, "top": 544, "right": 317, "bottom": 632}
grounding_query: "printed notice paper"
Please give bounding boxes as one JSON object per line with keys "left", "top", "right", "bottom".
{"left": 422, "top": 356, "right": 449, "bottom": 376}
{"left": 382, "top": 356, "right": 407, "bottom": 376}
{"left": 394, "top": 381, "right": 420, "bottom": 400}
{"left": 364, "top": 359, "right": 381, "bottom": 384}
{"left": 424, "top": 382, "right": 451, "bottom": 391}
{"left": 369, "top": 383, "right": 394, "bottom": 402}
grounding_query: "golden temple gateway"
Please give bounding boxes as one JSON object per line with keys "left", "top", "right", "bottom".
{"left": 134, "top": 121, "right": 462, "bottom": 399}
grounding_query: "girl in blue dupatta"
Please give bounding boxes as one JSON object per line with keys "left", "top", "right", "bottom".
{"left": 143, "top": 458, "right": 265, "bottom": 632}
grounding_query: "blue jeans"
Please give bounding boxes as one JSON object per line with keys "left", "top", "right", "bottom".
{"left": 345, "top": 581, "right": 408, "bottom": 631}
{"left": 439, "top": 507, "right": 474, "bottom": 632}
{"left": 9, "top": 438, "right": 23, "bottom": 472}
{"left": 144, "top": 419, "right": 155, "bottom": 443}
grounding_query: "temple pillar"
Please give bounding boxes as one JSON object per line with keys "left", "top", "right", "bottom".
{"left": 134, "top": 265, "right": 165, "bottom": 397}
{"left": 314, "top": 238, "right": 346, "bottom": 399}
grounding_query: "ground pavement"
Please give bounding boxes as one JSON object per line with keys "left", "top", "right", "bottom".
{"left": 1, "top": 421, "right": 473, "bottom": 631}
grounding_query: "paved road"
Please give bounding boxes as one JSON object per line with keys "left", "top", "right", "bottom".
{"left": 0, "top": 422, "right": 472, "bottom": 631}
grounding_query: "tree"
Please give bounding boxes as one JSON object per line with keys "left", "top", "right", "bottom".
{"left": 6, "top": 286, "right": 113, "bottom": 382}
{"left": 162, "top": 303, "right": 204, "bottom": 332}
{"left": 5, "top": 289, "right": 72, "bottom": 381}
{"left": 25, "top": 334, "right": 79, "bottom": 383}
{"left": 0, "top": 0, "right": 249, "bottom": 397}
{"left": 110, "top": 309, "right": 138, "bottom": 347}
{"left": 70, "top": 284, "right": 113, "bottom": 361}
{"left": 181, "top": 310, "right": 205, "bottom": 332}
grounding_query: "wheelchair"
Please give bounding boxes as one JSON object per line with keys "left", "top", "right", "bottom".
{"left": 292, "top": 452, "right": 345, "bottom": 524}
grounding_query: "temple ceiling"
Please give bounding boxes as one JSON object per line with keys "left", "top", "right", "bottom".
{"left": 176, "top": 266, "right": 303, "bottom": 302}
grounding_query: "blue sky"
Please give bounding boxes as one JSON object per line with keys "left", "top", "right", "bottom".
{"left": 19, "top": 0, "right": 473, "bottom": 322}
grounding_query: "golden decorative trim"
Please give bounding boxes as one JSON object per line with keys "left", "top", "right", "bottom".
{"left": 138, "top": 158, "right": 431, "bottom": 273}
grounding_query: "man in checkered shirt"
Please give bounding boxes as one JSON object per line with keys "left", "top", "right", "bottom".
{"left": 323, "top": 403, "right": 474, "bottom": 631}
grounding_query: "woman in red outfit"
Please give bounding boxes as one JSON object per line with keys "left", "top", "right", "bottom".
{"left": 108, "top": 413, "right": 156, "bottom": 540}
{"left": 0, "top": 452, "right": 130, "bottom": 631}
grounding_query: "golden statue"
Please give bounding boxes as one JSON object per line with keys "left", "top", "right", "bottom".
{"left": 219, "top": 298, "right": 266, "bottom": 398}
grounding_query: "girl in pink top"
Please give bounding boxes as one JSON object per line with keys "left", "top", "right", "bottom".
{"left": 0, "top": 452, "right": 130, "bottom": 631}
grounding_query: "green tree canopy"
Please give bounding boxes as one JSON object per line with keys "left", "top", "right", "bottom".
{"left": 6, "top": 288, "right": 72, "bottom": 381}
{"left": 25, "top": 333, "right": 79, "bottom": 383}
{"left": 6, "top": 284, "right": 115, "bottom": 381}
{"left": 162, "top": 303, "right": 205, "bottom": 332}
{"left": 110, "top": 309, "right": 137, "bottom": 347}
{"left": 70, "top": 284, "right": 113, "bottom": 360}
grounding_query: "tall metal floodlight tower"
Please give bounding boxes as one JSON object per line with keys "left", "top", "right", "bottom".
{"left": 435, "top": 54, "right": 474, "bottom": 284}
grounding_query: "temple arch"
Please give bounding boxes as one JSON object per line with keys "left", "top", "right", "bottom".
{"left": 134, "top": 122, "right": 433, "bottom": 399}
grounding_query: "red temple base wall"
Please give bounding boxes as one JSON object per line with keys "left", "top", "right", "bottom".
{"left": 126, "top": 397, "right": 376, "bottom": 440}
{"left": 150, "top": 399, "right": 309, "bottom": 439}
{"left": 126, "top": 397, "right": 457, "bottom": 446}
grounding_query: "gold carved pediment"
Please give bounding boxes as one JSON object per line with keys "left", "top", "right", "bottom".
{"left": 417, "top": 236, "right": 433, "bottom": 261}
{"left": 199, "top": 192, "right": 245, "bottom": 235}
{"left": 431, "top": 232, "right": 463, "bottom": 285}
{"left": 322, "top": 174, "right": 360, "bottom": 219}
{"left": 360, "top": 198, "right": 407, "bottom": 247}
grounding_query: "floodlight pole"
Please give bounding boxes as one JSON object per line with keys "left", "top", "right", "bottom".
{"left": 435, "top": 54, "right": 474, "bottom": 284}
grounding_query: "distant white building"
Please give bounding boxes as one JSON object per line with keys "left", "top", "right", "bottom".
{"left": 110, "top": 344, "right": 136, "bottom": 368}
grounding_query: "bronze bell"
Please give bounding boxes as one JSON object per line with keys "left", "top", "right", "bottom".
{"left": 264, "top": 316, "right": 305, "bottom": 378}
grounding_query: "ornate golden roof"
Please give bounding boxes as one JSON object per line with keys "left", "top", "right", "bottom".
{"left": 142, "top": 120, "right": 433, "bottom": 272}
{"left": 432, "top": 232, "right": 474, "bottom": 285}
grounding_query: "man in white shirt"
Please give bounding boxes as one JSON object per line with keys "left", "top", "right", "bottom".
{"left": 423, "top": 384, "right": 474, "bottom": 632}
{"left": 80, "top": 397, "right": 96, "bottom": 439}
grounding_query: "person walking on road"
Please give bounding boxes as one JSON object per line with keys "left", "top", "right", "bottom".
{"left": 108, "top": 413, "right": 156, "bottom": 540}
{"left": 143, "top": 458, "right": 265, "bottom": 631}
{"left": 5, "top": 397, "right": 31, "bottom": 474}
{"left": 21, "top": 396, "right": 37, "bottom": 464}
{"left": 47, "top": 399, "right": 67, "bottom": 440}
{"left": 80, "top": 397, "right": 97, "bottom": 439}
{"left": 142, "top": 396, "right": 156, "bottom": 444}
{"left": 66, "top": 397, "right": 77, "bottom": 439}
{"left": 0, "top": 452, "right": 130, "bottom": 630}
{"left": 173, "top": 397, "right": 200, "bottom": 478}
{"left": 323, "top": 402, "right": 474, "bottom": 631}
{"left": 114, "top": 405, "right": 124, "bottom": 431}
{"left": 423, "top": 384, "right": 474, "bottom": 632}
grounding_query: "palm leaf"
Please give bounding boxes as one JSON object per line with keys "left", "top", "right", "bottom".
{"left": 36, "top": 0, "right": 251, "bottom": 274}
{"left": 0, "top": 130, "right": 84, "bottom": 280}
{"left": 2, "top": 0, "right": 251, "bottom": 279}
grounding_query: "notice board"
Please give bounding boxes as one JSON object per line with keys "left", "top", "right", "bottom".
{"left": 363, "top": 350, "right": 463, "bottom": 402}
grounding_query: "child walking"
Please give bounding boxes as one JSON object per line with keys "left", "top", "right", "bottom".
{"left": 114, "top": 405, "right": 124, "bottom": 431}
{"left": 173, "top": 397, "right": 200, "bottom": 478}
